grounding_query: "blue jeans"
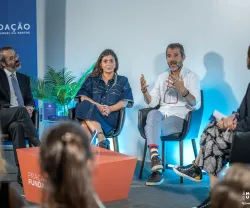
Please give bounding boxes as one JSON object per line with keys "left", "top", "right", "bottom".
{"left": 144, "top": 110, "right": 184, "bottom": 145}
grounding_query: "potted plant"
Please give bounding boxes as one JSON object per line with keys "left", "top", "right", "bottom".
{"left": 30, "top": 64, "right": 94, "bottom": 116}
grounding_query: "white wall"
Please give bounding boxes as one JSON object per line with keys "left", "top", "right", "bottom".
{"left": 62, "top": 0, "right": 250, "bottom": 164}
{"left": 37, "top": 0, "right": 66, "bottom": 74}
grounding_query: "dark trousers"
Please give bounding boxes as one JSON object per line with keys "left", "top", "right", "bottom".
{"left": 0, "top": 106, "right": 40, "bottom": 165}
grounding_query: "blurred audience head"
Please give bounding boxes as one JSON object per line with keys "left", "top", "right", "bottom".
{"left": 211, "top": 164, "right": 250, "bottom": 208}
{"left": 40, "top": 121, "right": 99, "bottom": 208}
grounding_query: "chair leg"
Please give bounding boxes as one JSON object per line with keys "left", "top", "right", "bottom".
{"left": 139, "top": 140, "right": 147, "bottom": 179}
{"left": 191, "top": 139, "right": 198, "bottom": 158}
{"left": 162, "top": 141, "right": 165, "bottom": 172}
{"left": 112, "top": 137, "right": 119, "bottom": 152}
{"left": 179, "top": 140, "right": 183, "bottom": 183}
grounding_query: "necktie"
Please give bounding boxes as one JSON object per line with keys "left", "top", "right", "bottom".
{"left": 10, "top": 74, "right": 24, "bottom": 106}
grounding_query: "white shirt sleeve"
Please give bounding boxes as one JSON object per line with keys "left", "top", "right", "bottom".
{"left": 188, "top": 72, "right": 201, "bottom": 110}
{"left": 148, "top": 75, "right": 161, "bottom": 108}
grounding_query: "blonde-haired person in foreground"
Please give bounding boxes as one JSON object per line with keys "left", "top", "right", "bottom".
{"left": 37, "top": 121, "right": 104, "bottom": 208}
{"left": 0, "top": 129, "right": 27, "bottom": 208}
{"left": 211, "top": 164, "right": 250, "bottom": 208}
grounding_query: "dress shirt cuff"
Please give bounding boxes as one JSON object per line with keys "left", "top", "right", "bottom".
{"left": 148, "top": 100, "right": 157, "bottom": 108}
{"left": 26, "top": 105, "right": 35, "bottom": 110}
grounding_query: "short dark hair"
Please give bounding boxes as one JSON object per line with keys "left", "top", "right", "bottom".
{"left": 166, "top": 43, "right": 185, "bottom": 58}
{"left": 0, "top": 46, "right": 14, "bottom": 68}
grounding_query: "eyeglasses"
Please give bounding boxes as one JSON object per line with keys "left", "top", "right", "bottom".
{"left": 163, "top": 88, "right": 179, "bottom": 104}
{"left": 5, "top": 54, "right": 19, "bottom": 61}
{"left": 163, "top": 74, "right": 180, "bottom": 104}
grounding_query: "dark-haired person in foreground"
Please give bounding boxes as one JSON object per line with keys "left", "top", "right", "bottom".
{"left": 173, "top": 45, "right": 250, "bottom": 208}
{"left": 74, "top": 49, "right": 133, "bottom": 149}
{"left": 140, "top": 43, "right": 201, "bottom": 186}
{"left": 38, "top": 122, "right": 105, "bottom": 208}
{"left": 0, "top": 47, "right": 40, "bottom": 186}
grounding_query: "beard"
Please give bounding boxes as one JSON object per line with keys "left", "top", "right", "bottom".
{"left": 168, "top": 61, "right": 182, "bottom": 71}
{"left": 5, "top": 61, "right": 21, "bottom": 72}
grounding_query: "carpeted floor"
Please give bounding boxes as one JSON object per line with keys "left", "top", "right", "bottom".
{"left": 3, "top": 149, "right": 210, "bottom": 208}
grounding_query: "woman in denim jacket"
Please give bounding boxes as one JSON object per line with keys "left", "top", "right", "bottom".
{"left": 75, "top": 49, "right": 134, "bottom": 149}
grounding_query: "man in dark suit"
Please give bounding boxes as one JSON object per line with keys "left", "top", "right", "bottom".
{"left": 0, "top": 46, "right": 40, "bottom": 186}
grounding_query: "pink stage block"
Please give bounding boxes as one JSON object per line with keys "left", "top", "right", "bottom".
{"left": 17, "top": 146, "right": 137, "bottom": 204}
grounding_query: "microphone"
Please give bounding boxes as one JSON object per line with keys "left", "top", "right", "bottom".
{"left": 176, "top": 62, "right": 182, "bottom": 68}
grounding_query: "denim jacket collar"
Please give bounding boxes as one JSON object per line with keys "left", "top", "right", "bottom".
{"left": 98, "top": 73, "right": 117, "bottom": 86}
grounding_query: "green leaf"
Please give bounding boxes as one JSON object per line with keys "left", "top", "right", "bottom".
{"left": 29, "top": 64, "right": 94, "bottom": 115}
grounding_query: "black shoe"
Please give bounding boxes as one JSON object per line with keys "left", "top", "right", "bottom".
{"left": 173, "top": 162, "right": 202, "bottom": 182}
{"left": 146, "top": 171, "right": 164, "bottom": 186}
{"left": 17, "top": 169, "right": 23, "bottom": 187}
{"left": 97, "top": 139, "right": 110, "bottom": 150}
{"left": 151, "top": 156, "right": 163, "bottom": 172}
{"left": 28, "top": 137, "right": 41, "bottom": 147}
{"left": 192, "top": 196, "right": 211, "bottom": 208}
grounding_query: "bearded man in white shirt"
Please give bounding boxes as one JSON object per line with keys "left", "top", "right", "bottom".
{"left": 140, "top": 43, "right": 201, "bottom": 186}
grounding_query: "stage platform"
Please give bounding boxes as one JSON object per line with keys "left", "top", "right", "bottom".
{"left": 3, "top": 148, "right": 210, "bottom": 208}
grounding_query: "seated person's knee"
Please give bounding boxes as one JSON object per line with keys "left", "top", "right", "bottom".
{"left": 147, "top": 110, "right": 162, "bottom": 122}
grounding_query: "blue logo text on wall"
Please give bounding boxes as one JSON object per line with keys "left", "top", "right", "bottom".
{"left": 0, "top": 22, "right": 31, "bottom": 35}
{"left": 0, "top": 0, "right": 37, "bottom": 78}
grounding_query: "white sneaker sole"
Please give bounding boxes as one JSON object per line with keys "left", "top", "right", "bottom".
{"left": 145, "top": 178, "right": 164, "bottom": 186}
{"left": 173, "top": 166, "right": 202, "bottom": 182}
{"left": 151, "top": 164, "right": 163, "bottom": 172}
